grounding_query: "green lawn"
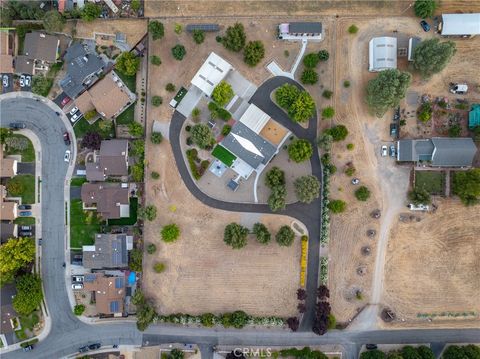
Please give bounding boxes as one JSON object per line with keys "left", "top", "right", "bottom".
{"left": 116, "top": 71, "right": 136, "bottom": 92}
{"left": 107, "top": 197, "right": 138, "bottom": 226}
{"left": 70, "top": 177, "right": 87, "bottom": 187}
{"left": 7, "top": 175, "right": 35, "bottom": 203}
{"left": 212, "top": 145, "right": 236, "bottom": 167}
{"left": 415, "top": 171, "right": 445, "bottom": 195}
{"left": 115, "top": 103, "right": 135, "bottom": 124}
{"left": 70, "top": 199, "right": 103, "bottom": 249}
{"left": 4, "top": 134, "right": 35, "bottom": 162}
{"left": 14, "top": 217, "right": 35, "bottom": 225}
{"left": 73, "top": 118, "right": 115, "bottom": 139}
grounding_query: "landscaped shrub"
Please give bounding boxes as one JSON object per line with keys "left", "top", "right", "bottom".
{"left": 174, "top": 23, "right": 182, "bottom": 34}
{"left": 153, "top": 262, "right": 166, "bottom": 273}
{"left": 151, "top": 171, "right": 160, "bottom": 180}
{"left": 414, "top": 0, "right": 437, "bottom": 19}
{"left": 192, "top": 29, "right": 205, "bottom": 44}
{"left": 301, "top": 69, "right": 318, "bottom": 85}
{"left": 318, "top": 49, "right": 329, "bottom": 61}
{"left": 186, "top": 148, "right": 209, "bottom": 180}
{"left": 84, "top": 109, "right": 97, "bottom": 120}
{"left": 346, "top": 143, "right": 354, "bottom": 150}
{"left": 161, "top": 224, "right": 180, "bottom": 243}
{"left": 322, "top": 90, "right": 333, "bottom": 99}
{"left": 222, "top": 23, "right": 246, "bottom": 52}
{"left": 150, "top": 55, "right": 161, "bottom": 65}
{"left": 149, "top": 21, "right": 165, "bottom": 40}
{"left": 276, "top": 226, "right": 295, "bottom": 247}
{"left": 73, "top": 304, "right": 85, "bottom": 316}
{"left": 147, "top": 243, "right": 156, "bottom": 254}
{"left": 328, "top": 200, "right": 346, "bottom": 214}
{"left": 448, "top": 124, "right": 461, "bottom": 137}
{"left": 243, "top": 40, "right": 265, "bottom": 66}
{"left": 129, "top": 248, "right": 143, "bottom": 272}
{"left": 223, "top": 223, "right": 249, "bottom": 249}
{"left": 355, "top": 186, "right": 371, "bottom": 201}
{"left": 343, "top": 80, "right": 351, "bottom": 88}
{"left": 418, "top": 102, "right": 433, "bottom": 123}
{"left": 221, "top": 125, "right": 232, "bottom": 136}
{"left": 303, "top": 53, "right": 320, "bottom": 68}
{"left": 191, "top": 123, "right": 215, "bottom": 149}
{"left": 191, "top": 107, "right": 201, "bottom": 121}
{"left": 212, "top": 81, "right": 234, "bottom": 106}
{"left": 151, "top": 132, "right": 163, "bottom": 144}
{"left": 115, "top": 51, "right": 140, "bottom": 76}
{"left": 344, "top": 163, "right": 356, "bottom": 176}
{"left": 265, "top": 167, "right": 285, "bottom": 188}
{"left": 151, "top": 96, "right": 162, "bottom": 106}
{"left": 348, "top": 24, "right": 359, "bottom": 34}
{"left": 288, "top": 139, "right": 313, "bottom": 163}
{"left": 409, "top": 187, "right": 431, "bottom": 205}
{"left": 294, "top": 175, "right": 321, "bottom": 203}
{"left": 324, "top": 125, "right": 348, "bottom": 141}
{"left": 265, "top": 167, "right": 287, "bottom": 212}
{"left": 171, "top": 44, "right": 186, "bottom": 60}
{"left": 252, "top": 222, "right": 271, "bottom": 245}
{"left": 321, "top": 106, "right": 335, "bottom": 119}
{"left": 128, "top": 122, "right": 144, "bottom": 137}
{"left": 217, "top": 108, "right": 232, "bottom": 121}
{"left": 139, "top": 205, "right": 157, "bottom": 221}
{"left": 166, "top": 83, "right": 176, "bottom": 92}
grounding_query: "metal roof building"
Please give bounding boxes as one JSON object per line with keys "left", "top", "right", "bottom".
{"left": 191, "top": 52, "right": 232, "bottom": 96}
{"left": 368, "top": 37, "right": 397, "bottom": 72}
{"left": 397, "top": 138, "right": 477, "bottom": 167}
{"left": 469, "top": 104, "right": 480, "bottom": 129}
{"left": 440, "top": 13, "right": 480, "bottom": 36}
{"left": 278, "top": 22, "right": 322, "bottom": 41}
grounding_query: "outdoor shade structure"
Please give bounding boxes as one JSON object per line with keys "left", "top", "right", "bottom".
{"left": 368, "top": 37, "right": 397, "bottom": 72}
{"left": 191, "top": 52, "right": 233, "bottom": 96}
{"left": 397, "top": 138, "right": 477, "bottom": 167}
{"left": 469, "top": 104, "right": 480, "bottom": 129}
{"left": 440, "top": 13, "right": 480, "bottom": 36}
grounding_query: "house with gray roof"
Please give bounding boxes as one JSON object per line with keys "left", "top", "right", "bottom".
{"left": 82, "top": 233, "right": 133, "bottom": 269}
{"left": 278, "top": 22, "right": 323, "bottom": 41}
{"left": 397, "top": 137, "right": 477, "bottom": 167}
{"left": 60, "top": 42, "right": 106, "bottom": 99}
{"left": 86, "top": 140, "right": 129, "bottom": 181}
{"left": 15, "top": 32, "right": 60, "bottom": 75}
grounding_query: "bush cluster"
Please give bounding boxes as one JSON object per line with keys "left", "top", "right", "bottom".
{"left": 186, "top": 149, "right": 209, "bottom": 180}
{"left": 265, "top": 167, "right": 287, "bottom": 212}
{"left": 275, "top": 84, "right": 315, "bottom": 123}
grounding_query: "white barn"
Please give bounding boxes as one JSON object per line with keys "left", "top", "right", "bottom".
{"left": 368, "top": 37, "right": 397, "bottom": 72}
{"left": 440, "top": 13, "right": 480, "bottom": 37}
{"left": 191, "top": 52, "right": 232, "bottom": 96}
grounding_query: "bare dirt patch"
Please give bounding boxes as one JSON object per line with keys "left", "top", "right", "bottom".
{"left": 382, "top": 199, "right": 480, "bottom": 327}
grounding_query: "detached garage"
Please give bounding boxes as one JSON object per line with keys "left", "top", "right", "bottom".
{"left": 440, "top": 13, "right": 480, "bottom": 37}
{"left": 368, "top": 37, "right": 397, "bottom": 72}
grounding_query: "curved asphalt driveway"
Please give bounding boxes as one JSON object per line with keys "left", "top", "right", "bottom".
{"left": 170, "top": 76, "right": 322, "bottom": 331}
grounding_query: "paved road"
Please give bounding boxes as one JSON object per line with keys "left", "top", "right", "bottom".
{"left": 169, "top": 76, "right": 322, "bottom": 331}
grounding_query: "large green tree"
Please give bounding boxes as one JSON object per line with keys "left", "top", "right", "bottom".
{"left": 288, "top": 139, "right": 313, "bottom": 163}
{"left": 13, "top": 273, "right": 43, "bottom": 315}
{"left": 275, "top": 226, "right": 295, "bottom": 247}
{"left": 161, "top": 224, "right": 181, "bottom": 243}
{"left": 289, "top": 91, "right": 316, "bottom": 123}
{"left": 43, "top": 10, "right": 65, "bottom": 32}
{"left": 148, "top": 21, "right": 165, "bottom": 40}
{"left": 243, "top": 40, "right": 265, "bottom": 67}
{"left": 324, "top": 125, "right": 348, "bottom": 142}
{"left": 223, "top": 223, "right": 249, "bottom": 249}
{"left": 294, "top": 175, "right": 321, "bottom": 203}
{"left": 442, "top": 345, "right": 480, "bottom": 359}
{"left": 413, "top": 38, "right": 456, "bottom": 78}
{"left": 268, "top": 185, "right": 287, "bottom": 212}
{"left": 116, "top": 52, "right": 140, "bottom": 76}
{"left": 414, "top": 0, "right": 437, "bottom": 18}
{"left": 222, "top": 23, "right": 246, "bottom": 52}
{"left": 81, "top": 3, "right": 101, "bottom": 22}
{"left": 265, "top": 167, "right": 285, "bottom": 188}
{"left": 409, "top": 187, "right": 431, "bottom": 205}
{"left": 452, "top": 169, "right": 480, "bottom": 205}
{"left": 191, "top": 123, "right": 215, "bottom": 149}
{"left": 212, "top": 81, "right": 234, "bottom": 106}
{"left": 252, "top": 222, "right": 271, "bottom": 244}
{"left": 0, "top": 237, "right": 35, "bottom": 285}
{"left": 366, "top": 69, "right": 411, "bottom": 117}
{"left": 275, "top": 84, "right": 300, "bottom": 109}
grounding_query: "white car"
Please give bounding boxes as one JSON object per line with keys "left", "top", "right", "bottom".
{"left": 69, "top": 106, "right": 79, "bottom": 116}
{"left": 25, "top": 75, "right": 31, "bottom": 87}
{"left": 381, "top": 145, "right": 388, "bottom": 157}
{"left": 64, "top": 150, "right": 71, "bottom": 162}
{"left": 72, "top": 283, "right": 83, "bottom": 290}
{"left": 70, "top": 112, "right": 81, "bottom": 122}
{"left": 20, "top": 75, "right": 25, "bottom": 87}
{"left": 351, "top": 178, "right": 360, "bottom": 185}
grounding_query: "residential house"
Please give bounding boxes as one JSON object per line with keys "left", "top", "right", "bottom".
{"left": 14, "top": 32, "right": 60, "bottom": 75}
{"left": 0, "top": 31, "right": 14, "bottom": 74}
{"left": 0, "top": 185, "right": 17, "bottom": 221}
{"left": 369, "top": 37, "right": 397, "bottom": 72}
{"left": 86, "top": 140, "right": 129, "bottom": 181}
{"left": 81, "top": 183, "right": 130, "bottom": 220}
{"left": 191, "top": 52, "right": 233, "bottom": 97}
{"left": 60, "top": 42, "right": 106, "bottom": 99}
{"left": 83, "top": 272, "right": 126, "bottom": 316}
{"left": 278, "top": 22, "right": 323, "bottom": 41}
{"left": 440, "top": 13, "right": 480, "bottom": 37}
{"left": 408, "top": 37, "right": 421, "bottom": 62}
{"left": 83, "top": 233, "right": 133, "bottom": 269}
{"left": 397, "top": 137, "right": 477, "bottom": 167}
{"left": 0, "top": 146, "right": 17, "bottom": 178}
{"left": 0, "top": 223, "right": 17, "bottom": 243}
{"left": 58, "top": 0, "right": 86, "bottom": 13}
{"left": 74, "top": 71, "right": 136, "bottom": 120}
{"left": 0, "top": 284, "right": 19, "bottom": 346}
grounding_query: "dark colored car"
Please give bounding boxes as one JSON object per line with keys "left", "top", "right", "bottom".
{"left": 63, "top": 132, "right": 71, "bottom": 145}
{"left": 390, "top": 123, "right": 398, "bottom": 137}
{"left": 390, "top": 144, "right": 396, "bottom": 158}
{"left": 88, "top": 343, "right": 101, "bottom": 350}
{"left": 9, "top": 122, "right": 26, "bottom": 129}
{"left": 78, "top": 346, "right": 89, "bottom": 353}
{"left": 18, "top": 204, "right": 32, "bottom": 210}
{"left": 23, "top": 345, "right": 34, "bottom": 352}
{"left": 366, "top": 344, "right": 378, "bottom": 350}
{"left": 420, "top": 20, "right": 431, "bottom": 32}
{"left": 19, "top": 211, "right": 32, "bottom": 216}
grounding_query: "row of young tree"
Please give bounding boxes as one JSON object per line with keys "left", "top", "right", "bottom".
{"left": 223, "top": 222, "right": 296, "bottom": 249}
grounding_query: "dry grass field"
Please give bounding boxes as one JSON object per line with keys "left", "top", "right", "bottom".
{"left": 383, "top": 199, "right": 480, "bottom": 327}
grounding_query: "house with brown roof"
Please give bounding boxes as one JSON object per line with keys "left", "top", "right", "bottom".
{"left": 74, "top": 71, "right": 136, "bottom": 120}
{"left": 86, "top": 140, "right": 129, "bottom": 181}
{"left": 0, "top": 146, "right": 17, "bottom": 178}
{"left": 81, "top": 183, "right": 130, "bottom": 220}
{"left": 82, "top": 233, "right": 133, "bottom": 269}
{"left": 14, "top": 31, "right": 60, "bottom": 75}
{"left": 83, "top": 272, "right": 126, "bottom": 316}
{"left": 0, "top": 31, "right": 14, "bottom": 74}
{"left": 0, "top": 185, "right": 17, "bottom": 221}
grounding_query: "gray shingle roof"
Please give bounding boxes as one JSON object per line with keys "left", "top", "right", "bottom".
{"left": 289, "top": 22, "right": 322, "bottom": 34}
{"left": 82, "top": 233, "right": 129, "bottom": 269}
{"left": 221, "top": 121, "right": 276, "bottom": 169}
{"left": 431, "top": 137, "right": 477, "bottom": 167}
{"left": 24, "top": 32, "right": 59, "bottom": 63}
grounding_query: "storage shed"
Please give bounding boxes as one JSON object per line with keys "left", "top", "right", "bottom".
{"left": 440, "top": 13, "right": 480, "bottom": 37}
{"left": 368, "top": 37, "right": 397, "bottom": 72}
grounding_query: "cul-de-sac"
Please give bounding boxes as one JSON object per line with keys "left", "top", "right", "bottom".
{"left": 0, "top": 1, "right": 479, "bottom": 359}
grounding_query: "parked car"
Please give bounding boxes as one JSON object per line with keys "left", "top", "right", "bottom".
{"left": 25, "top": 75, "right": 31, "bottom": 87}
{"left": 19, "top": 75, "right": 25, "bottom": 87}
{"left": 23, "top": 345, "right": 34, "bottom": 352}
{"left": 72, "top": 283, "right": 83, "bottom": 290}
{"left": 18, "top": 204, "right": 32, "bottom": 210}
{"left": 61, "top": 96, "right": 71, "bottom": 106}
{"left": 9, "top": 122, "right": 26, "bottom": 129}
{"left": 20, "top": 225, "right": 32, "bottom": 231}
{"left": 2, "top": 75, "right": 8, "bottom": 87}
{"left": 351, "top": 178, "right": 360, "bottom": 185}
{"left": 78, "top": 346, "right": 89, "bottom": 353}
{"left": 63, "top": 132, "right": 71, "bottom": 145}
{"left": 72, "top": 275, "right": 84, "bottom": 283}
{"left": 88, "top": 343, "right": 101, "bottom": 350}
{"left": 366, "top": 344, "right": 378, "bottom": 350}
{"left": 19, "top": 231, "right": 33, "bottom": 237}
{"left": 38, "top": 238, "right": 42, "bottom": 246}
{"left": 69, "top": 106, "right": 79, "bottom": 116}
{"left": 19, "top": 211, "right": 32, "bottom": 216}
{"left": 381, "top": 145, "right": 388, "bottom": 157}
{"left": 70, "top": 112, "right": 81, "bottom": 122}
{"left": 390, "top": 123, "right": 398, "bottom": 137}
{"left": 64, "top": 150, "right": 71, "bottom": 162}
{"left": 450, "top": 83, "right": 468, "bottom": 94}
{"left": 389, "top": 144, "right": 396, "bottom": 157}
{"left": 420, "top": 20, "right": 430, "bottom": 32}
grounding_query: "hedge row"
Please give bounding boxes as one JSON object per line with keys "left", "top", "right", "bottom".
{"left": 320, "top": 257, "right": 328, "bottom": 285}
{"left": 320, "top": 165, "right": 331, "bottom": 245}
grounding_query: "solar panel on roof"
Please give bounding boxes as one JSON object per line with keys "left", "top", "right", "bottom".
{"left": 84, "top": 274, "right": 97, "bottom": 282}
{"left": 186, "top": 24, "right": 220, "bottom": 32}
